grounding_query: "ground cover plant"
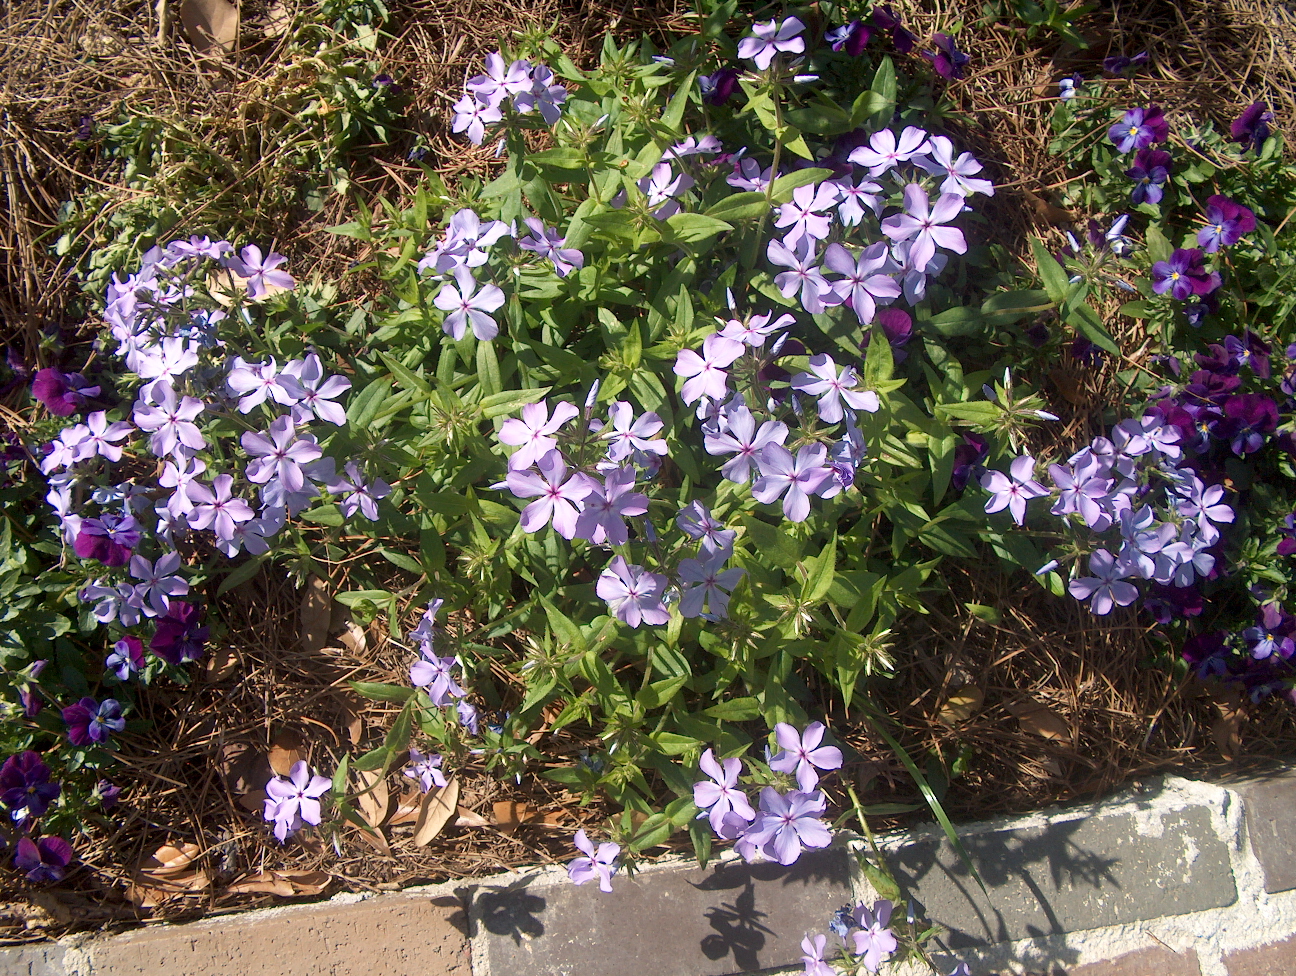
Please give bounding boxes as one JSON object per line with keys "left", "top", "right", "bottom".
{"left": 3, "top": 0, "right": 1296, "bottom": 967}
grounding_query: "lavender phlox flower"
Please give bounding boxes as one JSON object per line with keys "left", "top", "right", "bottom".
{"left": 1151, "top": 248, "right": 1219, "bottom": 300}
{"left": 851, "top": 900, "right": 899, "bottom": 972}
{"left": 567, "top": 829, "right": 620, "bottom": 892}
{"left": 451, "top": 94, "right": 503, "bottom": 146}
{"left": 465, "top": 53, "right": 533, "bottom": 106}
{"left": 775, "top": 182, "right": 842, "bottom": 248}
{"left": 213, "top": 516, "right": 273, "bottom": 559}
{"left": 62, "top": 697, "right": 125, "bottom": 746}
{"left": 597, "top": 556, "right": 669, "bottom": 628}
{"left": 186, "top": 474, "right": 255, "bottom": 541}
{"left": 499, "top": 400, "right": 580, "bottom": 470}
{"left": 39, "top": 424, "right": 90, "bottom": 475}
{"left": 727, "top": 158, "right": 775, "bottom": 192}
{"left": 676, "top": 501, "right": 737, "bottom": 556}
{"left": 980, "top": 456, "right": 1047, "bottom": 525}
{"left": 700, "top": 68, "right": 740, "bottom": 107}
{"left": 832, "top": 176, "right": 884, "bottom": 226}
{"left": 225, "top": 356, "right": 304, "bottom": 413}
{"left": 678, "top": 552, "right": 745, "bottom": 619}
{"left": 718, "top": 311, "right": 795, "bottom": 347}
{"left": 263, "top": 760, "right": 330, "bottom": 843}
{"left": 1107, "top": 105, "right": 1169, "bottom": 153}
{"left": 675, "top": 334, "right": 743, "bottom": 405}
{"left": 241, "top": 415, "right": 322, "bottom": 492}
{"left": 326, "top": 460, "right": 391, "bottom": 520}
{"left": 32, "top": 369, "right": 99, "bottom": 417}
{"left": 408, "top": 598, "right": 444, "bottom": 651}
{"left": 513, "top": 65, "right": 567, "bottom": 124}
{"left": 769, "top": 722, "right": 843, "bottom": 792}
{"left": 1221, "top": 393, "right": 1278, "bottom": 455}
{"left": 0, "top": 752, "right": 60, "bottom": 825}
{"left": 664, "top": 135, "right": 722, "bottom": 160}
{"left": 134, "top": 382, "right": 206, "bottom": 460}
{"left": 128, "top": 551, "right": 188, "bottom": 615}
{"left": 517, "top": 218, "right": 585, "bottom": 277}
{"left": 923, "top": 33, "right": 970, "bottom": 80}
{"left": 419, "top": 209, "right": 512, "bottom": 274}
{"left": 767, "top": 236, "right": 834, "bottom": 313}
{"left": 847, "top": 126, "right": 932, "bottom": 177}
{"left": 916, "top": 135, "right": 994, "bottom": 197}
{"left": 1197, "top": 195, "right": 1256, "bottom": 253}
{"left": 164, "top": 235, "right": 232, "bottom": 263}
{"left": 601, "top": 401, "right": 667, "bottom": 462}
{"left": 501, "top": 449, "right": 593, "bottom": 539}
{"left": 1135, "top": 413, "right": 1183, "bottom": 458}
{"left": 410, "top": 648, "right": 465, "bottom": 705}
{"left": 693, "top": 748, "right": 755, "bottom": 834}
{"left": 753, "top": 443, "right": 833, "bottom": 522}
{"left": 1069, "top": 549, "right": 1139, "bottom": 615}
{"left": 792, "top": 353, "right": 880, "bottom": 423}
{"left": 1152, "top": 526, "right": 1215, "bottom": 588}
{"left": 282, "top": 353, "right": 351, "bottom": 425}
{"left": 1126, "top": 147, "right": 1171, "bottom": 205}
{"left": 637, "top": 162, "right": 694, "bottom": 220}
{"left": 800, "top": 933, "right": 836, "bottom": 976}
{"left": 77, "top": 411, "right": 133, "bottom": 463}
{"left": 456, "top": 700, "right": 480, "bottom": 735}
{"left": 404, "top": 747, "right": 448, "bottom": 792}
{"left": 80, "top": 580, "right": 134, "bottom": 626}
{"left": 227, "top": 245, "right": 295, "bottom": 299}
{"left": 737, "top": 16, "right": 806, "bottom": 70}
{"left": 132, "top": 335, "right": 200, "bottom": 386}
{"left": 1232, "top": 102, "right": 1274, "bottom": 153}
{"left": 573, "top": 466, "right": 649, "bottom": 545}
{"left": 1117, "top": 509, "right": 1177, "bottom": 579}
{"left": 744, "top": 787, "right": 832, "bottom": 865}
{"left": 1048, "top": 455, "right": 1112, "bottom": 527}
{"left": 1174, "top": 476, "right": 1234, "bottom": 544}
{"left": 1081, "top": 436, "right": 1135, "bottom": 480}
{"left": 14, "top": 836, "right": 73, "bottom": 883}
{"left": 881, "top": 184, "right": 968, "bottom": 273}
{"left": 1243, "top": 604, "right": 1296, "bottom": 661}
{"left": 826, "top": 18, "right": 872, "bottom": 56}
{"left": 435, "top": 266, "right": 506, "bottom": 341}
{"left": 822, "top": 242, "right": 901, "bottom": 326}
{"left": 822, "top": 413, "right": 868, "bottom": 495}
{"left": 704, "top": 405, "right": 789, "bottom": 484}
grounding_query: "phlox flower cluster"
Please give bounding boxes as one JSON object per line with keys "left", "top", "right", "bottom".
{"left": 33, "top": 239, "right": 389, "bottom": 694}
{"left": 452, "top": 51, "right": 568, "bottom": 147}
{"left": 802, "top": 899, "right": 901, "bottom": 974}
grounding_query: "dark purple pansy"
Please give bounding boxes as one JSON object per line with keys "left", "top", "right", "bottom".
{"left": 1223, "top": 330, "right": 1271, "bottom": 379}
{"left": 61, "top": 697, "right": 125, "bottom": 747}
{"left": 1141, "top": 584, "right": 1203, "bottom": 624}
{"left": 869, "top": 5, "right": 916, "bottom": 53}
{"left": 1231, "top": 102, "right": 1274, "bottom": 153}
{"left": 31, "top": 369, "right": 99, "bottom": 417}
{"left": 1197, "top": 195, "right": 1256, "bottom": 253}
{"left": 1025, "top": 322, "right": 1051, "bottom": 348}
{"left": 1102, "top": 51, "right": 1147, "bottom": 76}
{"left": 699, "top": 68, "right": 740, "bottom": 107}
{"left": 150, "top": 601, "right": 209, "bottom": 665}
{"left": 1181, "top": 630, "right": 1231, "bottom": 679}
{"left": 93, "top": 780, "right": 121, "bottom": 810}
{"left": 826, "top": 20, "right": 872, "bottom": 56}
{"left": 1278, "top": 514, "right": 1296, "bottom": 556}
{"left": 1150, "top": 248, "right": 1219, "bottom": 301}
{"left": 1243, "top": 603, "right": 1296, "bottom": 661}
{"left": 1126, "top": 147, "right": 1170, "bottom": 205}
{"left": 0, "top": 752, "right": 60, "bottom": 825}
{"left": 1070, "top": 337, "right": 1104, "bottom": 365}
{"left": 1107, "top": 105, "right": 1169, "bottom": 153}
{"left": 14, "top": 836, "right": 73, "bottom": 883}
{"left": 73, "top": 515, "right": 139, "bottom": 567}
{"left": 950, "top": 432, "right": 989, "bottom": 492}
{"left": 922, "top": 33, "right": 969, "bottom": 80}
{"left": 1220, "top": 393, "right": 1278, "bottom": 455}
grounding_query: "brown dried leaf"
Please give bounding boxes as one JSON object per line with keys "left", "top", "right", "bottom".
{"left": 1209, "top": 685, "right": 1247, "bottom": 760}
{"left": 218, "top": 743, "right": 273, "bottom": 796}
{"left": 412, "top": 776, "right": 459, "bottom": 847}
{"left": 492, "top": 801, "right": 539, "bottom": 833}
{"left": 178, "top": 0, "right": 239, "bottom": 54}
{"left": 388, "top": 791, "right": 425, "bottom": 826}
{"left": 338, "top": 619, "right": 368, "bottom": 655}
{"left": 299, "top": 576, "right": 333, "bottom": 653}
{"left": 237, "top": 789, "right": 268, "bottom": 814}
{"left": 454, "top": 806, "right": 491, "bottom": 828}
{"left": 936, "top": 686, "right": 984, "bottom": 727}
{"left": 136, "top": 842, "right": 201, "bottom": 879}
{"left": 349, "top": 824, "right": 392, "bottom": 856}
{"left": 1006, "top": 699, "right": 1071, "bottom": 741}
{"left": 354, "top": 768, "right": 391, "bottom": 828}
{"left": 264, "top": 1, "right": 292, "bottom": 37}
{"left": 268, "top": 729, "right": 304, "bottom": 777}
{"left": 205, "top": 645, "right": 239, "bottom": 681}
{"left": 126, "top": 868, "right": 212, "bottom": 907}
{"left": 1022, "top": 189, "right": 1074, "bottom": 226}
{"left": 226, "top": 869, "right": 330, "bottom": 897}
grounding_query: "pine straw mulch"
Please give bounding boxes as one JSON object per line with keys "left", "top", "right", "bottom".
{"left": 4, "top": 0, "right": 1296, "bottom": 945}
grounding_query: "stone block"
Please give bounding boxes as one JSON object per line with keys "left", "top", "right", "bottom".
{"left": 1224, "top": 933, "right": 1296, "bottom": 976}
{"left": 471, "top": 847, "right": 853, "bottom": 976}
{"left": 0, "top": 944, "right": 65, "bottom": 976}
{"left": 1229, "top": 767, "right": 1296, "bottom": 893}
{"left": 1064, "top": 946, "right": 1201, "bottom": 975}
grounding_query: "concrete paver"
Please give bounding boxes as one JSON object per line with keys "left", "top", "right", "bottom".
{"left": 1230, "top": 767, "right": 1296, "bottom": 893}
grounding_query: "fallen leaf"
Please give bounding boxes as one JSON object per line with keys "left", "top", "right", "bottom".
{"left": 1006, "top": 699, "right": 1071, "bottom": 741}
{"left": 1208, "top": 685, "right": 1246, "bottom": 760}
{"left": 412, "top": 776, "right": 459, "bottom": 847}
{"left": 936, "top": 686, "right": 984, "bottom": 726}
{"left": 389, "top": 791, "right": 425, "bottom": 826}
{"left": 334, "top": 693, "right": 365, "bottom": 746}
{"left": 268, "top": 729, "right": 304, "bottom": 777}
{"left": 136, "top": 842, "right": 202, "bottom": 879}
{"left": 299, "top": 576, "right": 333, "bottom": 653}
{"left": 338, "top": 619, "right": 368, "bottom": 655}
{"left": 126, "top": 869, "right": 212, "bottom": 907}
{"left": 218, "top": 742, "right": 273, "bottom": 797}
{"left": 237, "top": 789, "right": 268, "bottom": 814}
{"left": 264, "top": 1, "right": 292, "bottom": 37}
{"left": 225, "top": 869, "right": 330, "bottom": 897}
{"left": 205, "top": 645, "right": 239, "bottom": 681}
{"left": 492, "top": 801, "right": 539, "bottom": 833}
{"left": 348, "top": 823, "right": 392, "bottom": 856}
{"left": 1022, "top": 189, "right": 1074, "bottom": 226}
{"left": 354, "top": 768, "right": 391, "bottom": 828}
{"left": 179, "top": 0, "right": 239, "bottom": 54}
{"left": 454, "top": 806, "right": 491, "bottom": 828}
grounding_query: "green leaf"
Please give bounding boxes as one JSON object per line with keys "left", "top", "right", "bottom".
{"left": 702, "top": 697, "right": 762, "bottom": 721}
{"left": 476, "top": 340, "right": 502, "bottom": 398}
{"left": 704, "top": 191, "right": 770, "bottom": 221}
{"left": 1067, "top": 302, "right": 1120, "bottom": 355}
{"left": 660, "top": 70, "right": 698, "bottom": 134}
{"left": 347, "top": 378, "right": 393, "bottom": 428}
{"left": 527, "top": 148, "right": 587, "bottom": 170}
{"left": 1030, "top": 238, "right": 1069, "bottom": 305}
{"left": 689, "top": 819, "right": 712, "bottom": 868}
{"left": 636, "top": 675, "right": 689, "bottom": 710}
{"left": 866, "top": 58, "right": 896, "bottom": 127}
{"left": 349, "top": 681, "right": 416, "bottom": 702}
{"left": 981, "top": 289, "right": 1053, "bottom": 323}
{"left": 480, "top": 386, "right": 553, "bottom": 419}
{"left": 379, "top": 352, "right": 431, "bottom": 393}
{"left": 740, "top": 516, "right": 803, "bottom": 569}
{"left": 927, "top": 306, "right": 986, "bottom": 337}
{"left": 859, "top": 858, "right": 903, "bottom": 904}
{"left": 801, "top": 533, "right": 837, "bottom": 604}
{"left": 663, "top": 213, "right": 733, "bottom": 242}
{"left": 216, "top": 555, "right": 267, "bottom": 595}
{"left": 768, "top": 168, "right": 834, "bottom": 202}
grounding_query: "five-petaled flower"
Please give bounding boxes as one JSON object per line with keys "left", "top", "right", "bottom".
{"left": 693, "top": 748, "right": 755, "bottom": 834}
{"left": 851, "top": 900, "right": 899, "bottom": 972}
{"left": 675, "top": 334, "right": 744, "bottom": 405}
{"left": 744, "top": 787, "right": 832, "bottom": 865}
{"left": 980, "top": 455, "right": 1047, "bottom": 525}
{"left": 14, "top": 836, "right": 73, "bottom": 883}
{"left": 737, "top": 17, "right": 806, "bottom": 70}
{"left": 769, "top": 722, "right": 843, "bottom": 791}
{"left": 753, "top": 443, "right": 834, "bottom": 523}
{"left": 435, "top": 266, "right": 506, "bottom": 341}
{"left": 404, "top": 748, "right": 448, "bottom": 792}
{"left": 1107, "top": 105, "right": 1169, "bottom": 153}
{"left": 567, "top": 829, "right": 620, "bottom": 891}
{"left": 263, "top": 760, "right": 331, "bottom": 843}
{"left": 597, "top": 556, "right": 669, "bottom": 628}
{"left": 0, "top": 752, "right": 60, "bottom": 825}
{"left": 62, "top": 697, "right": 125, "bottom": 746}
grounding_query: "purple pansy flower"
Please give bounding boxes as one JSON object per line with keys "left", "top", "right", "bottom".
{"left": 62, "top": 697, "right": 125, "bottom": 746}
{"left": 1220, "top": 393, "right": 1278, "bottom": 455}
{"left": 869, "top": 5, "right": 916, "bottom": 52}
{"left": 1232, "top": 102, "right": 1274, "bottom": 153}
{"left": 567, "top": 829, "right": 620, "bottom": 892}
{"left": 1107, "top": 105, "right": 1169, "bottom": 153}
{"left": 1197, "top": 195, "right": 1256, "bottom": 252}
{"left": 769, "top": 722, "right": 843, "bottom": 792}
{"left": 699, "top": 68, "right": 740, "bottom": 106}
{"left": 1126, "top": 148, "right": 1171, "bottom": 205}
{"left": 0, "top": 752, "right": 61, "bottom": 825}
{"left": 32, "top": 369, "right": 99, "bottom": 417}
{"left": 106, "top": 635, "right": 146, "bottom": 681}
{"left": 150, "top": 601, "right": 209, "bottom": 664}
{"left": 1103, "top": 51, "right": 1148, "bottom": 75}
{"left": 14, "top": 836, "right": 73, "bottom": 883}
{"left": 596, "top": 556, "right": 669, "bottom": 628}
{"left": 923, "top": 33, "right": 969, "bottom": 80}
{"left": 826, "top": 20, "right": 872, "bottom": 56}
{"left": 1151, "top": 248, "right": 1220, "bottom": 300}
